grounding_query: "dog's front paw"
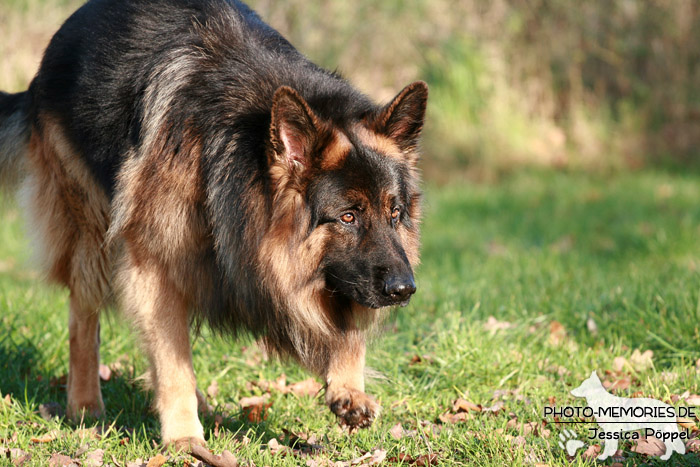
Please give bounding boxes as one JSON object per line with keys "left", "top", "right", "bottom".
{"left": 326, "top": 387, "right": 380, "bottom": 430}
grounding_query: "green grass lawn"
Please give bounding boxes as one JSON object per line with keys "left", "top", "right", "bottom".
{"left": 2, "top": 170, "right": 700, "bottom": 466}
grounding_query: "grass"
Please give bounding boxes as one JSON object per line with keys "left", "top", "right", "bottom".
{"left": 2, "top": 170, "right": 700, "bottom": 465}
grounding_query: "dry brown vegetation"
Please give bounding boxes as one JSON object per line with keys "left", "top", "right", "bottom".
{"left": 2, "top": 0, "right": 699, "bottom": 177}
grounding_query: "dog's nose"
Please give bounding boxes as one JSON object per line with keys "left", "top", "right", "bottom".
{"left": 383, "top": 276, "right": 416, "bottom": 302}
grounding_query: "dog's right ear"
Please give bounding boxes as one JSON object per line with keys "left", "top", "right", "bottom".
{"left": 269, "top": 86, "right": 319, "bottom": 173}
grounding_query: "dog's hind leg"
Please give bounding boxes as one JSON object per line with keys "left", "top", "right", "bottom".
{"left": 597, "top": 437, "right": 618, "bottom": 460}
{"left": 119, "top": 256, "right": 204, "bottom": 448}
{"left": 66, "top": 294, "right": 104, "bottom": 419}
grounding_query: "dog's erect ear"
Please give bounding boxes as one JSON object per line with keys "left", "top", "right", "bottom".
{"left": 590, "top": 370, "right": 599, "bottom": 381}
{"left": 370, "top": 81, "right": 428, "bottom": 153}
{"left": 270, "top": 86, "right": 319, "bottom": 170}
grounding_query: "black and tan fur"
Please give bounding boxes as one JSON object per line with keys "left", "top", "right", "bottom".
{"left": 0, "top": 0, "right": 427, "bottom": 447}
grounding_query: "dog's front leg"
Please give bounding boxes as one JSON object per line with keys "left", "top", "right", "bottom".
{"left": 324, "top": 330, "right": 380, "bottom": 429}
{"left": 120, "top": 257, "right": 204, "bottom": 448}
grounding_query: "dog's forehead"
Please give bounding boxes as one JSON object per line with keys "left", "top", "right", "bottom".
{"left": 310, "top": 149, "right": 403, "bottom": 208}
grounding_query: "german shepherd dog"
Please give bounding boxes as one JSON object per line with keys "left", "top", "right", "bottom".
{"left": 0, "top": 0, "right": 426, "bottom": 447}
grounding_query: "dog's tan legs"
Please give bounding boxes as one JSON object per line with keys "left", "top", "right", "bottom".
{"left": 66, "top": 294, "right": 104, "bottom": 419}
{"left": 121, "top": 259, "right": 204, "bottom": 447}
{"left": 324, "top": 331, "right": 379, "bottom": 429}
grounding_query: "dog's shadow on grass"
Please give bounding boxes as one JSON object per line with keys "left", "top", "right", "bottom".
{"left": 0, "top": 337, "right": 279, "bottom": 446}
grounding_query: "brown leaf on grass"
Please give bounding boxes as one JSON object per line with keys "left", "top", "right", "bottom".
{"left": 3, "top": 448, "right": 31, "bottom": 466}
{"left": 603, "top": 377, "right": 631, "bottom": 392}
{"left": 685, "top": 394, "right": 700, "bottom": 406}
{"left": 389, "top": 422, "right": 405, "bottom": 439}
{"left": 207, "top": 380, "right": 219, "bottom": 399}
{"left": 125, "top": 459, "right": 145, "bottom": 467}
{"left": 438, "top": 411, "right": 471, "bottom": 424}
{"left": 632, "top": 436, "right": 667, "bottom": 456}
{"left": 548, "top": 321, "right": 566, "bottom": 346}
{"left": 678, "top": 417, "right": 697, "bottom": 431}
{"left": 255, "top": 374, "right": 287, "bottom": 392}
{"left": 686, "top": 439, "right": 700, "bottom": 452}
{"left": 267, "top": 438, "right": 291, "bottom": 456}
{"left": 348, "top": 449, "right": 386, "bottom": 465}
{"left": 30, "top": 429, "right": 61, "bottom": 443}
{"left": 2, "top": 393, "right": 11, "bottom": 405}
{"left": 483, "top": 316, "right": 513, "bottom": 332}
{"left": 98, "top": 364, "right": 111, "bottom": 381}
{"left": 84, "top": 449, "right": 104, "bottom": 467}
{"left": 612, "top": 356, "right": 627, "bottom": 373}
{"left": 581, "top": 444, "right": 601, "bottom": 459}
{"left": 629, "top": 349, "right": 654, "bottom": 371}
{"left": 481, "top": 401, "right": 504, "bottom": 415}
{"left": 287, "top": 378, "right": 322, "bottom": 397}
{"left": 240, "top": 394, "right": 272, "bottom": 422}
{"left": 453, "top": 398, "right": 481, "bottom": 413}
{"left": 145, "top": 454, "right": 168, "bottom": 467}
{"left": 48, "top": 453, "right": 78, "bottom": 467}
{"left": 190, "top": 444, "right": 238, "bottom": 467}
{"left": 414, "top": 453, "right": 438, "bottom": 466}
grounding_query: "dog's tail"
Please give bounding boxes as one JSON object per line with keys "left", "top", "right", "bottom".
{"left": 0, "top": 91, "right": 30, "bottom": 191}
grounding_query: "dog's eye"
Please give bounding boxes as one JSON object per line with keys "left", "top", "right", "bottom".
{"left": 391, "top": 207, "right": 400, "bottom": 220}
{"left": 340, "top": 212, "right": 355, "bottom": 224}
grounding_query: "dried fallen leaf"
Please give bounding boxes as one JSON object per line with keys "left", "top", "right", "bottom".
{"left": 30, "top": 429, "right": 61, "bottom": 443}
{"left": 612, "top": 356, "right": 627, "bottom": 373}
{"left": 84, "top": 449, "right": 104, "bottom": 467}
{"left": 146, "top": 454, "right": 168, "bottom": 467}
{"left": 686, "top": 394, "right": 700, "bottom": 406}
{"left": 389, "top": 422, "right": 404, "bottom": 440}
{"left": 190, "top": 444, "right": 238, "bottom": 467}
{"left": 414, "top": 452, "right": 438, "bottom": 466}
{"left": 267, "top": 438, "right": 291, "bottom": 456}
{"left": 484, "top": 316, "right": 513, "bottom": 332}
{"left": 630, "top": 349, "right": 654, "bottom": 372}
{"left": 678, "top": 417, "right": 697, "bottom": 431}
{"left": 632, "top": 436, "right": 667, "bottom": 457}
{"left": 686, "top": 439, "right": 700, "bottom": 452}
{"left": 586, "top": 317, "right": 598, "bottom": 334}
{"left": 481, "top": 401, "right": 504, "bottom": 415}
{"left": 286, "top": 378, "right": 322, "bottom": 397}
{"left": 549, "top": 321, "right": 566, "bottom": 346}
{"left": 453, "top": 398, "right": 481, "bottom": 413}
{"left": 239, "top": 394, "right": 272, "bottom": 422}
{"left": 48, "top": 453, "right": 77, "bottom": 467}
{"left": 438, "top": 411, "right": 471, "bottom": 424}
{"left": 125, "top": 459, "right": 145, "bottom": 467}
{"left": 98, "top": 364, "right": 111, "bottom": 381}
{"left": 207, "top": 380, "right": 219, "bottom": 399}
{"left": 582, "top": 444, "right": 601, "bottom": 459}
{"left": 603, "top": 376, "right": 632, "bottom": 392}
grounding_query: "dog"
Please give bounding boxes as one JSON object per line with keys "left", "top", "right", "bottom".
{"left": 0, "top": 0, "right": 427, "bottom": 448}
{"left": 571, "top": 371, "right": 686, "bottom": 461}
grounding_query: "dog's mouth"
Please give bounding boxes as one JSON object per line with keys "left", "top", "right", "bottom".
{"left": 350, "top": 288, "right": 413, "bottom": 309}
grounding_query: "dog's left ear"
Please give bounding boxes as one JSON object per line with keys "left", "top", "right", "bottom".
{"left": 369, "top": 81, "right": 428, "bottom": 153}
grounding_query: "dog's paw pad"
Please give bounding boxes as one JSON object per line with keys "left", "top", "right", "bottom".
{"left": 326, "top": 387, "right": 380, "bottom": 430}
{"left": 558, "top": 429, "right": 584, "bottom": 456}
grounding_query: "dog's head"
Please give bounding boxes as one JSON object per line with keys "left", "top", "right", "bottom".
{"left": 267, "top": 82, "right": 427, "bottom": 309}
{"left": 571, "top": 371, "right": 604, "bottom": 398}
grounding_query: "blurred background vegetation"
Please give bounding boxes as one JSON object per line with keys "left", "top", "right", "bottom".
{"left": 2, "top": 0, "right": 700, "bottom": 180}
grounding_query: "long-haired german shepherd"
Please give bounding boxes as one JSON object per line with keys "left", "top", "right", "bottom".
{"left": 0, "top": 0, "right": 426, "bottom": 447}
